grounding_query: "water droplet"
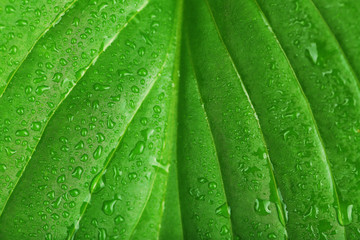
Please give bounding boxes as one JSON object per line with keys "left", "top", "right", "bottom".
{"left": 138, "top": 47, "right": 145, "bottom": 56}
{"left": 69, "top": 189, "right": 80, "bottom": 197}
{"left": 5, "top": 147, "right": 16, "bottom": 156}
{"left": 153, "top": 105, "right": 161, "bottom": 113}
{"left": 36, "top": 85, "right": 50, "bottom": 95}
{"left": 47, "top": 191, "right": 55, "bottom": 200}
{"left": 81, "top": 128, "right": 88, "bottom": 136}
{"left": 72, "top": 167, "right": 84, "bottom": 179}
{"left": 57, "top": 174, "right": 66, "bottom": 183}
{"left": 137, "top": 68, "right": 148, "bottom": 76}
{"left": 80, "top": 154, "right": 89, "bottom": 162}
{"left": 337, "top": 203, "right": 353, "bottom": 226}
{"left": 220, "top": 225, "right": 229, "bottom": 235}
{"left": 93, "top": 83, "right": 110, "bottom": 91}
{"left": 16, "top": 19, "right": 28, "bottom": 26}
{"left": 93, "top": 146, "right": 103, "bottom": 159}
{"left": 31, "top": 122, "right": 41, "bottom": 131}
{"left": 128, "top": 172, "right": 137, "bottom": 180}
{"left": 90, "top": 172, "right": 106, "bottom": 194}
{"left": 131, "top": 85, "right": 139, "bottom": 93}
{"left": 0, "top": 164, "right": 7, "bottom": 172}
{"left": 254, "top": 198, "right": 271, "bottom": 216}
{"left": 208, "top": 182, "right": 217, "bottom": 190}
{"left": 98, "top": 228, "right": 107, "bottom": 240}
{"left": 51, "top": 213, "right": 60, "bottom": 220}
{"left": 72, "top": 17, "right": 80, "bottom": 27}
{"left": 215, "top": 203, "right": 230, "bottom": 218}
{"left": 96, "top": 133, "right": 105, "bottom": 143}
{"left": 5, "top": 5, "right": 15, "bottom": 13}
{"left": 306, "top": 42, "right": 318, "bottom": 64}
{"left": 9, "top": 45, "right": 18, "bottom": 54}
{"left": 75, "top": 141, "right": 84, "bottom": 150}
{"left": 129, "top": 141, "right": 145, "bottom": 159}
{"left": 75, "top": 68, "right": 87, "bottom": 79}
{"left": 114, "top": 215, "right": 124, "bottom": 224}
{"left": 102, "top": 199, "right": 117, "bottom": 216}
{"left": 51, "top": 196, "right": 62, "bottom": 208}
{"left": 15, "top": 129, "right": 29, "bottom": 137}
{"left": 52, "top": 73, "right": 63, "bottom": 83}
{"left": 107, "top": 118, "right": 115, "bottom": 129}
{"left": 59, "top": 58, "right": 68, "bottom": 66}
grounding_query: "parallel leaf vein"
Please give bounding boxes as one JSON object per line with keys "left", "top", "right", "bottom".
{"left": 309, "top": 0, "right": 360, "bottom": 86}
{"left": 0, "top": 0, "right": 79, "bottom": 97}
{"left": 203, "top": 0, "right": 288, "bottom": 236}
{"left": 186, "top": 39, "right": 235, "bottom": 237}
{"left": 0, "top": 1, "right": 149, "bottom": 217}
{"left": 252, "top": 0, "right": 346, "bottom": 237}
{"left": 69, "top": 20, "right": 176, "bottom": 239}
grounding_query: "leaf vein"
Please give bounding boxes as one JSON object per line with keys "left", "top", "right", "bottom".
{"left": 0, "top": 0, "right": 79, "bottom": 98}
{"left": 0, "top": 0, "right": 149, "bottom": 217}
{"left": 252, "top": 0, "right": 345, "bottom": 237}
{"left": 186, "top": 38, "right": 235, "bottom": 237}
{"left": 68, "top": 22, "right": 176, "bottom": 239}
{"left": 309, "top": 0, "right": 360, "bottom": 86}
{"left": 202, "top": 0, "right": 289, "bottom": 237}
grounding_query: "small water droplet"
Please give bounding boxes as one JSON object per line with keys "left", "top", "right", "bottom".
{"left": 153, "top": 105, "right": 161, "bottom": 113}
{"left": 72, "top": 166, "right": 84, "bottom": 179}
{"left": 57, "top": 174, "right": 66, "bottom": 183}
{"left": 69, "top": 189, "right": 80, "bottom": 197}
{"left": 137, "top": 68, "right": 148, "bottom": 76}
{"left": 102, "top": 199, "right": 117, "bottom": 216}
{"left": 215, "top": 203, "right": 230, "bottom": 218}
{"left": 0, "top": 164, "right": 7, "bottom": 172}
{"left": 90, "top": 172, "right": 106, "bottom": 194}
{"left": 93, "top": 146, "right": 103, "bottom": 159}
{"left": 306, "top": 42, "right": 318, "bottom": 64}
{"left": 16, "top": 19, "right": 28, "bottom": 26}
{"left": 254, "top": 198, "right": 271, "bottom": 216}
{"left": 15, "top": 129, "right": 29, "bottom": 137}
{"left": 114, "top": 215, "right": 124, "bottom": 224}
{"left": 93, "top": 83, "right": 110, "bottom": 91}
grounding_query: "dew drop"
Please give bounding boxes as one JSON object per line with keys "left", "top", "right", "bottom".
{"left": 137, "top": 68, "right": 148, "bottom": 76}
{"left": 90, "top": 172, "right": 106, "bottom": 194}
{"left": 0, "top": 164, "right": 7, "bottom": 172}
{"left": 93, "top": 146, "right": 103, "bottom": 159}
{"left": 102, "top": 199, "right": 117, "bottom": 216}
{"left": 215, "top": 203, "right": 230, "bottom": 218}
{"left": 114, "top": 215, "right": 124, "bottom": 224}
{"left": 72, "top": 166, "right": 84, "bottom": 179}
{"left": 57, "top": 174, "right": 66, "bottom": 183}
{"left": 254, "top": 198, "right": 271, "bottom": 216}
{"left": 15, "top": 129, "right": 29, "bottom": 137}
{"left": 69, "top": 189, "right": 80, "bottom": 197}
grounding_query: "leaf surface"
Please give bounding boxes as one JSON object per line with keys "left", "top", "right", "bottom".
{"left": 1, "top": 0, "right": 360, "bottom": 239}
{"left": 255, "top": 0, "right": 360, "bottom": 237}
{"left": 0, "top": 0, "right": 182, "bottom": 238}
{"left": 0, "top": 0, "right": 76, "bottom": 95}
{"left": 0, "top": 0, "right": 148, "bottom": 214}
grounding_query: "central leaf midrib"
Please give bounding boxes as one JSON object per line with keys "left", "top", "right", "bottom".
{"left": 0, "top": 1, "right": 149, "bottom": 218}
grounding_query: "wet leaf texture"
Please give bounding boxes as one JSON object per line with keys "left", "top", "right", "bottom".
{"left": 1, "top": 0, "right": 360, "bottom": 239}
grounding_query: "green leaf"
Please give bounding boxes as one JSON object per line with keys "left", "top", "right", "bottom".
{"left": 0, "top": 0, "right": 182, "bottom": 238}
{"left": 0, "top": 0, "right": 76, "bottom": 95}
{"left": 1, "top": 0, "right": 360, "bottom": 239}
